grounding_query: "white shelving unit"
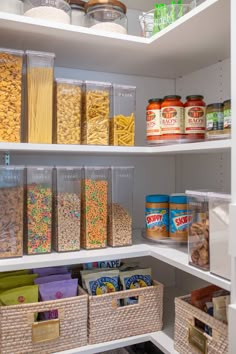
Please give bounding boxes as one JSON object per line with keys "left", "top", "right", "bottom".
{"left": 0, "top": 0, "right": 234, "bottom": 353}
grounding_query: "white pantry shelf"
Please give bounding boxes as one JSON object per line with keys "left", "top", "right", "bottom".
{"left": 0, "top": 231, "right": 230, "bottom": 291}
{"left": 0, "top": 0, "right": 229, "bottom": 78}
{"left": 0, "top": 139, "right": 231, "bottom": 156}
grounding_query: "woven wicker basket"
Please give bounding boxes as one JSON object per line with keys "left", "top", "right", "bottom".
{"left": 88, "top": 280, "right": 164, "bottom": 344}
{"left": 0, "top": 287, "right": 88, "bottom": 354}
{"left": 174, "top": 295, "right": 228, "bottom": 354}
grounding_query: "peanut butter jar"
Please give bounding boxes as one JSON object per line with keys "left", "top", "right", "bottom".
{"left": 145, "top": 195, "right": 169, "bottom": 240}
{"left": 169, "top": 194, "right": 189, "bottom": 242}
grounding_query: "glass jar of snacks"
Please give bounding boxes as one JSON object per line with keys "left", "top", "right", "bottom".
{"left": 206, "top": 103, "right": 224, "bottom": 139}
{"left": 24, "top": 0, "right": 71, "bottom": 24}
{"left": 184, "top": 95, "right": 206, "bottom": 141}
{"left": 146, "top": 98, "right": 163, "bottom": 144}
{"left": 110, "top": 84, "right": 136, "bottom": 146}
{"left": 69, "top": 0, "right": 86, "bottom": 26}
{"left": 145, "top": 195, "right": 169, "bottom": 240}
{"left": 161, "top": 95, "right": 184, "bottom": 143}
{"left": 223, "top": 99, "right": 231, "bottom": 136}
{"left": 85, "top": 0, "right": 128, "bottom": 34}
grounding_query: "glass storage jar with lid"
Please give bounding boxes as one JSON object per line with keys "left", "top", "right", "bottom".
{"left": 85, "top": 0, "right": 128, "bottom": 34}
{"left": 68, "top": 0, "right": 86, "bottom": 26}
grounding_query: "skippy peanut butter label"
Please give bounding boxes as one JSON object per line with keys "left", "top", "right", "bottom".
{"left": 170, "top": 209, "right": 192, "bottom": 238}
{"left": 145, "top": 207, "right": 169, "bottom": 233}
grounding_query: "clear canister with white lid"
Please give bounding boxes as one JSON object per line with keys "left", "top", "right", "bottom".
{"left": 85, "top": 0, "right": 128, "bottom": 34}
{"left": 24, "top": 0, "right": 71, "bottom": 24}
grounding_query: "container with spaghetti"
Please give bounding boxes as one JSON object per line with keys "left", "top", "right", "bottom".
{"left": 110, "top": 84, "right": 136, "bottom": 146}
{"left": 81, "top": 167, "right": 109, "bottom": 249}
{"left": 25, "top": 50, "right": 55, "bottom": 144}
{"left": 82, "top": 81, "right": 112, "bottom": 145}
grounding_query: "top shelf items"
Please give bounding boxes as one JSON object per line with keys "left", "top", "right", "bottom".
{"left": 0, "top": 0, "right": 230, "bottom": 78}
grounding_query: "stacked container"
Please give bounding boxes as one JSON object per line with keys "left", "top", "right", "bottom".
{"left": 81, "top": 167, "right": 109, "bottom": 249}
{"left": 26, "top": 50, "right": 55, "bottom": 144}
{"left": 108, "top": 167, "right": 134, "bottom": 247}
{"left": 25, "top": 167, "right": 53, "bottom": 255}
{"left": 110, "top": 84, "right": 136, "bottom": 146}
{"left": 54, "top": 79, "right": 82, "bottom": 145}
{"left": 0, "top": 48, "right": 24, "bottom": 143}
{"left": 53, "top": 167, "right": 82, "bottom": 252}
{"left": 0, "top": 167, "right": 24, "bottom": 258}
{"left": 82, "top": 81, "right": 112, "bottom": 145}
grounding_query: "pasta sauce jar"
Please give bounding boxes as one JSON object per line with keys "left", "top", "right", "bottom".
{"left": 161, "top": 95, "right": 184, "bottom": 142}
{"left": 169, "top": 194, "right": 190, "bottom": 242}
{"left": 145, "top": 195, "right": 169, "bottom": 240}
{"left": 146, "top": 98, "right": 162, "bottom": 143}
{"left": 184, "top": 95, "right": 206, "bottom": 141}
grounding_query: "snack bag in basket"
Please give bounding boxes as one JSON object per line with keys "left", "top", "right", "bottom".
{"left": 84, "top": 270, "right": 119, "bottom": 296}
{"left": 34, "top": 273, "right": 71, "bottom": 285}
{"left": 0, "top": 274, "right": 38, "bottom": 292}
{"left": 0, "top": 285, "right": 39, "bottom": 306}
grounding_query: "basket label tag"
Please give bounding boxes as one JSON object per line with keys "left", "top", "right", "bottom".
{"left": 189, "top": 325, "right": 207, "bottom": 354}
{"left": 32, "top": 319, "right": 60, "bottom": 343}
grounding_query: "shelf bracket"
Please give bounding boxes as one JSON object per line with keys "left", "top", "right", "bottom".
{"left": 3, "top": 153, "right": 10, "bottom": 166}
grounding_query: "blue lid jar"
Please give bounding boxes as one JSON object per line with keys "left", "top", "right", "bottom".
{"left": 146, "top": 195, "right": 169, "bottom": 203}
{"left": 169, "top": 194, "right": 187, "bottom": 204}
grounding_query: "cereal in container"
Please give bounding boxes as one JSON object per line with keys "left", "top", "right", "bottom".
{"left": 82, "top": 81, "right": 111, "bottom": 145}
{"left": 81, "top": 167, "right": 109, "bottom": 249}
{"left": 108, "top": 167, "right": 134, "bottom": 247}
{"left": 53, "top": 167, "right": 82, "bottom": 252}
{"left": 54, "top": 78, "right": 82, "bottom": 145}
{"left": 0, "top": 48, "right": 24, "bottom": 143}
{"left": 110, "top": 85, "right": 136, "bottom": 146}
{"left": 25, "top": 167, "right": 53, "bottom": 255}
{"left": 0, "top": 167, "right": 24, "bottom": 258}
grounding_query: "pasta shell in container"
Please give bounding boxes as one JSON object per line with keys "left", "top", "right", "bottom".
{"left": 25, "top": 50, "right": 55, "bottom": 144}
{"left": 110, "top": 84, "right": 136, "bottom": 146}
{"left": 82, "top": 81, "right": 112, "bottom": 146}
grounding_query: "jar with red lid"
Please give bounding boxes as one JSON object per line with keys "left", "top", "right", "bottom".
{"left": 146, "top": 98, "right": 162, "bottom": 144}
{"left": 161, "top": 95, "right": 184, "bottom": 143}
{"left": 184, "top": 95, "right": 206, "bottom": 141}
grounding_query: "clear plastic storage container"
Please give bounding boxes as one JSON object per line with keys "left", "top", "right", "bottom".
{"left": 81, "top": 167, "right": 109, "bottom": 249}
{"left": 85, "top": 0, "right": 127, "bottom": 34}
{"left": 0, "top": 48, "right": 24, "bottom": 143}
{"left": 26, "top": 50, "right": 55, "bottom": 144}
{"left": 110, "top": 85, "right": 136, "bottom": 146}
{"left": 0, "top": 167, "right": 24, "bottom": 258}
{"left": 186, "top": 190, "right": 209, "bottom": 271}
{"left": 82, "top": 81, "right": 112, "bottom": 145}
{"left": 70, "top": 0, "right": 86, "bottom": 26}
{"left": 25, "top": 167, "right": 53, "bottom": 255}
{"left": 53, "top": 167, "right": 82, "bottom": 252}
{"left": 108, "top": 167, "right": 134, "bottom": 247}
{"left": 24, "top": 0, "right": 71, "bottom": 24}
{"left": 54, "top": 78, "right": 82, "bottom": 145}
{"left": 0, "top": 0, "right": 23, "bottom": 14}
{"left": 208, "top": 192, "right": 231, "bottom": 280}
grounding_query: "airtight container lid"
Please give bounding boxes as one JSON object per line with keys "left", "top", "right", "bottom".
{"left": 85, "top": 0, "right": 127, "bottom": 14}
{"left": 169, "top": 194, "right": 187, "bottom": 204}
{"left": 55, "top": 78, "right": 83, "bottom": 86}
{"left": 146, "top": 195, "right": 169, "bottom": 203}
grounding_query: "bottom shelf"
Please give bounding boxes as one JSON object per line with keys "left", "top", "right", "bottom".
{"left": 57, "top": 287, "right": 181, "bottom": 354}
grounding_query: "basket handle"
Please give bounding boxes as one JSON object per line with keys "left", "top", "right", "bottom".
{"left": 111, "top": 295, "right": 145, "bottom": 309}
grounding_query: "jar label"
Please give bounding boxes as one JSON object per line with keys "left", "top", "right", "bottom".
{"left": 145, "top": 207, "right": 169, "bottom": 233}
{"left": 170, "top": 209, "right": 191, "bottom": 240}
{"left": 207, "top": 112, "right": 224, "bottom": 131}
{"left": 161, "top": 106, "right": 184, "bottom": 134}
{"left": 146, "top": 109, "right": 161, "bottom": 137}
{"left": 224, "top": 109, "right": 231, "bottom": 129}
{"left": 185, "top": 106, "right": 206, "bottom": 134}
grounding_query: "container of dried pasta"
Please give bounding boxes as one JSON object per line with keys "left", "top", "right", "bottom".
{"left": 110, "top": 84, "right": 136, "bottom": 146}
{"left": 82, "top": 81, "right": 112, "bottom": 145}
{"left": 26, "top": 50, "right": 55, "bottom": 144}
{"left": 108, "top": 167, "right": 134, "bottom": 247}
{"left": 25, "top": 167, "right": 53, "bottom": 255}
{"left": 81, "top": 167, "right": 109, "bottom": 249}
{"left": 0, "top": 166, "right": 24, "bottom": 258}
{"left": 53, "top": 167, "right": 82, "bottom": 252}
{"left": 54, "top": 78, "right": 82, "bottom": 145}
{"left": 0, "top": 48, "right": 24, "bottom": 143}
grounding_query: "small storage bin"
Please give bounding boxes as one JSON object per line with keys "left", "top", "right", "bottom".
{"left": 174, "top": 295, "right": 228, "bottom": 354}
{"left": 26, "top": 50, "right": 55, "bottom": 144}
{"left": 0, "top": 166, "right": 24, "bottom": 258}
{"left": 108, "top": 167, "right": 134, "bottom": 247}
{"left": 81, "top": 167, "right": 109, "bottom": 249}
{"left": 208, "top": 192, "right": 231, "bottom": 281}
{"left": 82, "top": 81, "right": 112, "bottom": 146}
{"left": 186, "top": 190, "right": 209, "bottom": 271}
{"left": 25, "top": 167, "right": 53, "bottom": 255}
{"left": 53, "top": 167, "right": 82, "bottom": 252}
{"left": 88, "top": 280, "right": 163, "bottom": 344}
{"left": 110, "top": 85, "right": 136, "bottom": 146}
{"left": 54, "top": 78, "right": 82, "bottom": 145}
{"left": 0, "top": 287, "right": 88, "bottom": 354}
{"left": 0, "top": 48, "right": 24, "bottom": 143}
